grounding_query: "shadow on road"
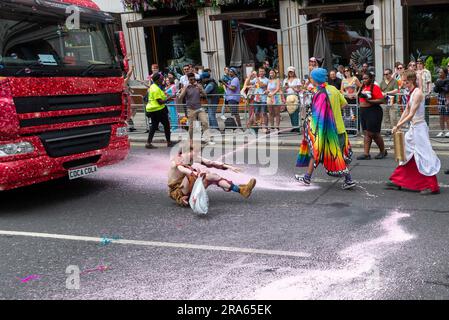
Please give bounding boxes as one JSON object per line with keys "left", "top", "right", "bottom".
{"left": 0, "top": 178, "right": 116, "bottom": 215}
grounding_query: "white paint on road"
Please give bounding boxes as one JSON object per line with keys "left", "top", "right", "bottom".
{"left": 254, "top": 210, "right": 415, "bottom": 299}
{"left": 0, "top": 230, "right": 311, "bottom": 258}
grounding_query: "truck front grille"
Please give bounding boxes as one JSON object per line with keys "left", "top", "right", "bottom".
{"left": 38, "top": 125, "right": 111, "bottom": 158}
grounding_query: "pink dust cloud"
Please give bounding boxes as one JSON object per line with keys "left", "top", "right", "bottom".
{"left": 95, "top": 152, "right": 319, "bottom": 192}
{"left": 253, "top": 210, "right": 415, "bottom": 300}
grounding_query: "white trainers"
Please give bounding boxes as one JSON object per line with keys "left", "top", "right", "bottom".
{"left": 445, "top": 132, "right": 449, "bottom": 138}
{"left": 220, "top": 115, "right": 227, "bottom": 120}
{"left": 437, "top": 131, "right": 445, "bottom": 137}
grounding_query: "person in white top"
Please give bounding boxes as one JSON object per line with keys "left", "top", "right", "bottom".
{"left": 283, "top": 66, "right": 301, "bottom": 132}
{"left": 388, "top": 70, "right": 441, "bottom": 194}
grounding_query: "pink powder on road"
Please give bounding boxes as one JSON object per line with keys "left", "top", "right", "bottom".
{"left": 254, "top": 210, "right": 415, "bottom": 299}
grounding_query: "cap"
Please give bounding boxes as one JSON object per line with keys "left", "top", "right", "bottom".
{"left": 287, "top": 66, "right": 296, "bottom": 73}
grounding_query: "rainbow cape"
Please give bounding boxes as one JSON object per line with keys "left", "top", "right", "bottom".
{"left": 296, "top": 85, "right": 352, "bottom": 177}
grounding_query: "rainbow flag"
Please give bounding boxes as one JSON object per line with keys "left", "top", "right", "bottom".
{"left": 296, "top": 86, "right": 351, "bottom": 177}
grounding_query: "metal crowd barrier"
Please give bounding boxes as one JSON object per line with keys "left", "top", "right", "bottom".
{"left": 129, "top": 88, "right": 447, "bottom": 139}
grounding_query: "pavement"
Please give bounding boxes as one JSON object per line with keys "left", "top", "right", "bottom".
{"left": 129, "top": 111, "right": 449, "bottom": 151}
{"left": 1, "top": 145, "right": 449, "bottom": 300}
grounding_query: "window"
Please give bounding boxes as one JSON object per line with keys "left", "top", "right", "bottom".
{"left": 407, "top": 4, "right": 449, "bottom": 66}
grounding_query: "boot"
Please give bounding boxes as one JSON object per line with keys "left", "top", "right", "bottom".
{"left": 239, "top": 178, "right": 257, "bottom": 198}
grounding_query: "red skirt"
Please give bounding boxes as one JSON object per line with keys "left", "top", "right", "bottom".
{"left": 390, "top": 156, "right": 439, "bottom": 193}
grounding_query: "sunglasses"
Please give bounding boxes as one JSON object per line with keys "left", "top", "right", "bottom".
{"left": 362, "top": 77, "right": 370, "bottom": 80}
{"left": 384, "top": 73, "right": 391, "bottom": 76}
{"left": 397, "top": 66, "right": 404, "bottom": 69}
{"left": 344, "top": 70, "right": 350, "bottom": 72}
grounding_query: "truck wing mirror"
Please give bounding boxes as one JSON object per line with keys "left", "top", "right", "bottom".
{"left": 115, "top": 31, "right": 129, "bottom": 73}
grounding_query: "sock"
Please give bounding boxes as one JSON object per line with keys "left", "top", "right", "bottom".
{"left": 230, "top": 184, "right": 240, "bottom": 193}
{"left": 345, "top": 173, "right": 352, "bottom": 183}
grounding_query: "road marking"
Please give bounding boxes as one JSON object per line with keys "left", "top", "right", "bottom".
{"left": 0, "top": 230, "right": 311, "bottom": 258}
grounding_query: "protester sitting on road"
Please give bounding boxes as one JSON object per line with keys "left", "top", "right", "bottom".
{"left": 179, "top": 73, "right": 209, "bottom": 139}
{"left": 357, "top": 72, "right": 387, "bottom": 160}
{"left": 266, "top": 69, "right": 283, "bottom": 134}
{"left": 283, "top": 66, "right": 301, "bottom": 133}
{"left": 434, "top": 68, "right": 449, "bottom": 138}
{"left": 168, "top": 143, "right": 256, "bottom": 208}
{"left": 250, "top": 67, "right": 269, "bottom": 133}
{"left": 201, "top": 72, "right": 219, "bottom": 130}
{"left": 145, "top": 73, "right": 174, "bottom": 149}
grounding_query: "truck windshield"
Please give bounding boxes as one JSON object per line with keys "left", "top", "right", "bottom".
{"left": 0, "top": 15, "right": 121, "bottom": 77}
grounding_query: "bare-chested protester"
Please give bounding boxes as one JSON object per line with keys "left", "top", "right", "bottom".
{"left": 168, "top": 145, "right": 257, "bottom": 207}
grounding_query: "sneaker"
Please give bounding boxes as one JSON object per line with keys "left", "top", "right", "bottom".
{"left": 145, "top": 143, "right": 157, "bottom": 149}
{"left": 437, "top": 131, "right": 445, "bottom": 138}
{"left": 374, "top": 150, "right": 388, "bottom": 159}
{"left": 239, "top": 178, "right": 257, "bottom": 198}
{"left": 356, "top": 154, "right": 371, "bottom": 160}
{"left": 295, "top": 174, "right": 311, "bottom": 186}
{"left": 128, "top": 127, "right": 137, "bottom": 132}
{"left": 167, "top": 141, "right": 176, "bottom": 148}
{"left": 445, "top": 132, "right": 449, "bottom": 138}
{"left": 220, "top": 115, "right": 227, "bottom": 120}
{"left": 342, "top": 180, "right": 356, "bottom": 190}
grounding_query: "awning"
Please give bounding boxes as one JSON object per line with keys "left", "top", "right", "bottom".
{"left": 401, "top": 0, "right": 448, "bottom": 5}
{"left": 126, "top": 15, "right": 188, "bottom": 28}
{"left": 299, "top": 2, "right": 365, "bottom": 15}
{"left": 209, "top": 9, "right": 270, "bottom": 21}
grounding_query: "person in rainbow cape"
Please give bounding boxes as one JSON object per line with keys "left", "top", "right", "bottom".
{"left": 295, "top": 68, "right": 356, "bottom": 190}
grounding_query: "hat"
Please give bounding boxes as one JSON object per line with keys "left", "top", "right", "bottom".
{"left": 310, "top": 68, "right": 327, "bottom": 84}
{"left": 287, "top": 66, "right": 296, "bottom": 73}
{"left": 229, "top": 67, "right": 238, "bottom": 74}
{"left": 200, "top": 72, "right": 210, "bottom": 80}
{"left": 309, "top": 57, "right": 317, "bottom": 62}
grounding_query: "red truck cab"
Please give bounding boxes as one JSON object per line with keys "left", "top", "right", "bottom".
{"left": 0, "top": 0, "right": 130, "bottom": 190}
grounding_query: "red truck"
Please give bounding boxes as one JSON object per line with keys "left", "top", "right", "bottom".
{"left": 0, "top": 0, "right": 130, "bottom": 191}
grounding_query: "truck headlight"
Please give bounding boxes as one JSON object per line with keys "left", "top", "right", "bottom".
{"left": 116, "top": 126, "right": 128, "bottom": 137}
{"left": 0, "top": 142, "right": 35, "bottom": 157}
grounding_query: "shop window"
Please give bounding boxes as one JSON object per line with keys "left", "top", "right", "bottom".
{"left": 150, "top": 21, "right": 200, "bottom": 76}
{"left": 407, "top": 5, "right": 449, "bottom": 67}
{"left": 309, "top": 11, "right": 374, "bottom": 70}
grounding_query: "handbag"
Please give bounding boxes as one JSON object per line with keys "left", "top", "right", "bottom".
{"left": 189, "top": 176, "right": 209, "bottom": 215}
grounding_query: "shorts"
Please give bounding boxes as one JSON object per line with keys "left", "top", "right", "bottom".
{"left": 227, "top": 99, "right": 240, "bottom": 116}
{"left": 253, "top": 102, "right": 267, "bottom": 114}
{"left": 360, "top": 105, "right": 383, "bottom": 133}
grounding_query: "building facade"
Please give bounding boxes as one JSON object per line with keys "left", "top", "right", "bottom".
{"left": 109, "top": 0, "right": 449, "bottom": 83}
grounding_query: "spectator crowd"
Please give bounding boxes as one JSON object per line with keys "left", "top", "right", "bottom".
{"left": 124, "top": 57, "right": 449, "bottom": 157}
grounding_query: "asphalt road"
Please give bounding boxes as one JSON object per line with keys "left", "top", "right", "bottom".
{"left": 1, "top": 144, "right": 449, "bottom": 300}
